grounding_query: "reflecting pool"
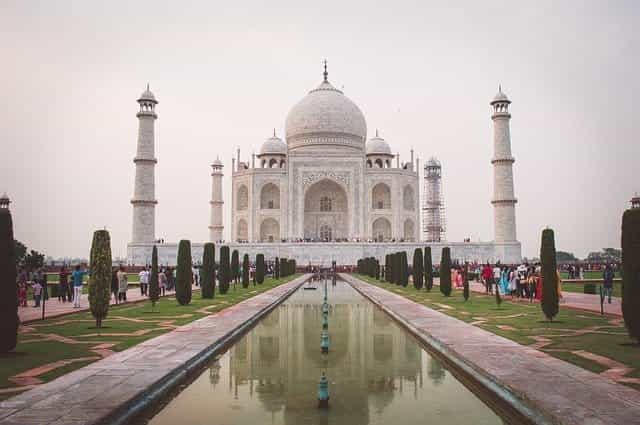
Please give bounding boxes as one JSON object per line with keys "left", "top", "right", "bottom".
{"left": 144, "top": 280, "right": 504, "bottom": 425}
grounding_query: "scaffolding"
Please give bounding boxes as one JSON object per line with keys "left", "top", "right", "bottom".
{"left": 422, "top": 157, "right": 446, "bottom": 242}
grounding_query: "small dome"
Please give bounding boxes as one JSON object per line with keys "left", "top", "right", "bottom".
{"left": 259, "top": 133, "right": 287, "bottom": 155}
{"left": 490, "top": 86, "right": 510, "bottom": 104}
{"left": 138, "top": 84, "right": 157, "bottom": 103}
{"left": 211, "top": 158, "right": 223, "bottom": 167}
{"left": 366, "top": 132, "right": 392, "bottom": 155}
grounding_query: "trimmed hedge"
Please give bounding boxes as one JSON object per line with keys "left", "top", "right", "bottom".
{"left": 201, "top": 243, "right": 215, "bottom": 298}
{"left": 242, "top": 254, "right": 250, "bottom": 288}
{"left": 413, "top": 248, "right": 424, "bottom": 289}
{"left": 540, "top": 229, "right": 559, "bottom": 321}
{"left": 256, "top": 254, "right": 265, "bottom": 284}
{"left": 424, "top": 247, "right": 433, "bottom": 291}
{"left": 149, "top": 245, "right": 160, "bottom": 307}
{"left": 175, "top": 240, "right": 193, "bottom": 305}
{"left": 622, "top": 208, "right": 640, "bottom": 342}
{"left": 231, "top": 249, "right": 240, "bottom": 284}
{"left": 219, "top": 246, "right": 230, "bottom": 294}
{"left": 88, "top": 230, "right": 112, "bottom": 328}
{"left": 0, "top": 208, "right": 18, "bottom": 352}
{"left": 275, "top": 256, "right": 280, "bottom": 279}
{"left": 440, "top": 247, "right": 452, "bottom": 296}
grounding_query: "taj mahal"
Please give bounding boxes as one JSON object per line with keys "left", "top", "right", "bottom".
{"left": 127, "top": 63, "right": 521, "bottom": 266}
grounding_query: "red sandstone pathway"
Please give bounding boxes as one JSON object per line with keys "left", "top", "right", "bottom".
{"left": 18, "top": 287, "right": 194, "bottom": 323}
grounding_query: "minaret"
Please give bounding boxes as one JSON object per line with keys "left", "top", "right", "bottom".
{"left": 131, "top": 84, "right": 158, "bottom": 244}
{"left": 490, "top": 86, "right": 517, "bottom": 242}
{"left": 209, "top": 158, "right": 224, "bottom": 242}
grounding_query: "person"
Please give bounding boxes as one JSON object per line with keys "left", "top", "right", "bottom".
{"left": 493, "top": 264, "right": 501, "bottom": 295}
{"left": 603, "top": 264, "right": 614, "bottom": 303}
{"left": 111, "top": 267, "right": 119, "bottom": 304}
{"left": 139, "top": 267, "right": 149, "bottom": 296}
{"left": 508, "top": 267, "right": 518, "bottom": 297}
{"left": 71, "top": 265, "right": 87, "bottom": 308}
{"left": 58, "top": 266, "right": 69, "bottom": 302}
{"left": 159, "top": 268, "right": 167, "bottom": 296}
{"left": 117, "top": 265, "right": 128, "bottom": 302}
{"left": 18, "top": 282, "right": 27, "bottom": 307}
{"left": 482, "top": 263, "right": 493, "bottom": 294}
{"left": 165, "top": 267, "right": 174, "bottom": 291}
{"left": 193, "top": 266, "right": 200, "bottom": 287}
{"left": 499, "top": 267, "right": 509, "bottom": 296}
{"left": 32, "top": 280, "right": 42, "bottom": 307}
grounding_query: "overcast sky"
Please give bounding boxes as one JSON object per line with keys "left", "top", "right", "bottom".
{"left": 1, "top": 0, "right": 637, "bottom": 260}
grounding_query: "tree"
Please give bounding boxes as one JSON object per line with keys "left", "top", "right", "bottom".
{"left": 13, "top": 240, "right": 26, "bottom": 267}
{"left": 176, "top": 240, "right": 193, "bottom": 305}
{"left": 149, "top": 245, "right": 160, "bottom": 309}
{"left": 424, "top": 247, "right": 433, "bottom": 291}
{"left": 256, "top": 254, "right": 265, "bottom": 284}
{"left": 24, "top": 249, "right": 44, "bottom": 271}
{"left": 400, "top": 252, "right": 409, "bottom": 287}
{"left": 413, "top": 248, "right": 424, "bottom": 289}
{"left": 375, "top": 259, "right": 381, "bottom": 280}
{"left": 556, "top": 251, "right": 578, "bottom": 263}
{"left": 242, "top": 254, "right": 250, "bottom": 288}
{"left": 463, "top": 264, "right": 470, "bottom": 301}
{"left": 275, "top": 256, "right": 280, "bottom": 279}
{"left": 231, "top": 249, "right": 240, "bottom": 284}
{"left": 0, "top": 208, "right": 18, "bottom": 352}
{"left": 440, "top": 247, "right": 452, "bottom": 296}
{"left": 540, "top": 229, "right": 559, "bottom": 321}
{"left": 219, "top": 246, "right": 230, "bottom": 294}
{"left": 622, "top": 208, "right": 640, "bottom": 342}
{"left": 88, "top": 230, "right": 112, "bottom": 328}
{"left": 201, "top": 243, "right": 215, "bottom": 298}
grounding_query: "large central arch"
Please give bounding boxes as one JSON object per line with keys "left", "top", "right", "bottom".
{"left": 303, "top": 179, "right": 348, "bottom": 241}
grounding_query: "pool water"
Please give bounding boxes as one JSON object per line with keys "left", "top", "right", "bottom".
{"left": 144, "top": 280, "right": 504, "bottom": 425}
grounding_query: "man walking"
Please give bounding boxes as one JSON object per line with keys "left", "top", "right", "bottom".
{"left": 72, "top": 265, "right": 88, "bottom": 308}
{"left": 139, "top": 267, "right": 149, "bottom": 296}
{"left": 603, "top": 264, "right": 615, "bottom": 304}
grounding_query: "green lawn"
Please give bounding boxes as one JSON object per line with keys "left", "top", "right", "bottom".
{"left": 562, "top": 282, "right": 622, "bottom": 298}
{"left": 559, "top": 270, "right": 620, "bottom": 280}
{"left": 2, "top": 275, "right": 299, "bottom": 399}
{"left": 354, "top": 274, "right": 639, "bottom": 390}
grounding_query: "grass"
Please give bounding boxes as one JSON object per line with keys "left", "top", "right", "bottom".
{"left": 2, "top": 275, "right": 299, "bottom": 399}
{"left": 559, "top": 271, "right": 620, "bottom": 280}
{"left": 353, "top": 274, "right": 639, "bottom": 390}
{"left": 561, "top": 281, "right": 622, "bottom": 298}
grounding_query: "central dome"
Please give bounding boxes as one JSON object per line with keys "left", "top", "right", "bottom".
{"left": 285, "top": 76, "right": 367, "bottom": 153}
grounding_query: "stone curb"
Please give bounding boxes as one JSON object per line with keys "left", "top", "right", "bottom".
{"left": 342, "top": 274, "right": 556, "bottom": 425}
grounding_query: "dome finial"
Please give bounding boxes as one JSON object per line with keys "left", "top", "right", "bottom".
{"left": 499, "top": 83, "right": 502, "bottom": 93}
{"left": 273, "top": 128, "right": 276, "bottom": 137}
{"left": 323, "top": 59, "right": 328, "bottom": 82}
{"left": 375, "top": 129, "right": 379, "bottom": 137}
{"left": 146, "top": 82, "right": 150, "bottom": 91}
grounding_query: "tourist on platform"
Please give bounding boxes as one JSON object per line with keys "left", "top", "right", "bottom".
{"left": 159, "top": 268, "right": 167, "bottom": 296}
{"left": 32, "top": 280, "right": 42, "bottom": 307}
{"left": 72, "top": 265, "right": 88, "bottom": 308}
{"left": 58, "top": 266, "right": 69, "bottom": 302}
{"left": 603, "top": 264, "right": 614, "bottom": 303}
{"left": 111, "top": 267, "right": 119, "bottom": 304}
{"left": 117, "top": 265, "right": 128, "bottom": 302}
{"left": 139, "top": 267, "right": 149, "bottom": 296}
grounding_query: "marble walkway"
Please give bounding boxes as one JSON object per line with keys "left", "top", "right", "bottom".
{"left": 0, "top": 275, "right": 309, "bottom": 425}
{"left": 343, "top": 274, "right": 640, "bottom": 425}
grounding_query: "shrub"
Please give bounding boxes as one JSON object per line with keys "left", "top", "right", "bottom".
{"left": 256, "top": 254, "right": 265, "bottom": 284}
{"left": 201, "top": 243, "right": 215, "bottom": 299}
{"left": 425, "top": 247, "right": 433, "bottom": 291}
{"left": 622, "top": 208, "right": 640, "bottom": 342}
{"left": 0, "top": 208, "right": 18, "bottom": 352}
{"left": 149, "top": 245, "right": 160, "bottom": 308}
{"left": 440, "top": 247, "right": 452, "bottom": 296}
{"left": 413, "top": 248, "right": 424, "bottom": 289}
{"left": 176, "top": 240, "right": 193, "bottom": 305}
{"left": 219, "top": 246, "right": 230, "bottom": 294}
{"left": 583, "top": 283, "right": 597, "bottom": 294}
{"left": 88, "top": 230, "right": 112, "bottom": 328}
{"left": 375, "top": 259, "right": 380, "bottom": 280}
{"left": 400, "top": 252, "right": 409, "bottom": 287}
{"left": 463, "top": 264, "right": 470, "bottom": 301}
{"left": 540, "top": 229, "right": 559, "bottom": 321}
{"left": 275, "top": 256, "right": 280, "bottom": 279}
{"left": 231, "top": 249, "right": 240, "bottom": 284}
{"left": 242, "top": 254, "right": 250, "bottom": 288}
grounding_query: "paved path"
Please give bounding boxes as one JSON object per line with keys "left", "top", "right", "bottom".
{"left": 465, "top": 280, "right": 622, "bottom": 316}
{"left": 0, "top": 275, "right": 309, "bottom": 425}
{"left": 344, "top": 274, "right": 640, "bottom": 425}
{"left": 19, "top": 286, "right": 191, "bottom": 323}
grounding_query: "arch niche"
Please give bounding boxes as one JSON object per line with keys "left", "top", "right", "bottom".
{"left": 371, "top": 183, "right": 391, "bottom": 210}
{"left": 403, "top": 185, "right": 415, "bottom": 211}
{"left": 237, "top": 185, "right": 249, "bottom": 211}
{"left": 372, "top": 217, "right": 391, "bottom": 242}
{"left": 260, "top": 218, "right": 280, "bottom": 242}
{"left": 237, "top": 218, "right": 248, "bottom": 242}
{"left": 403, "top": 219, "right": 415, "bottom": 241}
{"left": 303, "top": 179, "right": 348, "bottom": 241}
{"left": 260, "top": 183, "right": 280, "bottom": 209}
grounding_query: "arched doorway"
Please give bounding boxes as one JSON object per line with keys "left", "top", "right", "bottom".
{"left": 260, "top": 218, "right": 280, "bottom": 242}
{"left": 372, "top": 217, "right": 391, "bottom": 242}
{"left": 403, "top": 219, "right": 415, "bottom": 241}
{"left": 237, "top": 218, "right": 248, "bottom": 242}
{"left": 304, "top": 179, "right": 348, "bottom": 241}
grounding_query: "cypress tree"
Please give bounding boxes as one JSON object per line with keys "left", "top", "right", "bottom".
{"left": 149, "top": 245, "right": 160, "bottom": 308}
{"left": 219, "top": 246, "right": 230, "bottom": 294}
{"left": 400, "top": 252, "right": 409, "bottom": 287}
{"left": 176, "top": 240, "right": 193, "bottom": 305}
{"left": 440, "top": 247, "right": 452, "bottom": 296}
{"left": 385, "top": 254, "right": 390, "bottom": 283}
{"left": 256, "top": 253, "right": 265, "bottom": 284}
{"left": 375, "top": 259, "right": 381, "bottom": 280}
{"left": 413, "top": 248, "right": 424, "bottom": 289}
{"left": 201, "top": 243, "right": 215, "bottom": 298}
{"left": 292, "top": 259, "right": 296, "bottom": 275}
{"left": 622, "top": 208, "right": 640, "bottom": 342}
{"left": 463, "top": 264, "right": 470, "bottom": 301}
{"left": 231, "top": 249, "right": 240, "bottom": 284}
{"left": 388, "top": 253, "right": 395, "bottom": 284}
{"left": 275, "top": 256, "right": 280, "bottom": 279}
{"left": 540, "top": 229, "right": 559, "bottom": 321}
{"left": 242, "top": 254, "right": 250, "bottom": 288}
{"left": 425, "top": 247, "right": 433, "bottom": 291}
{"left": 88, "top": 230, "right": 112, "bottom": 328}
{"left": 0, "top": 208, "right": 17, "bottom": 352}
